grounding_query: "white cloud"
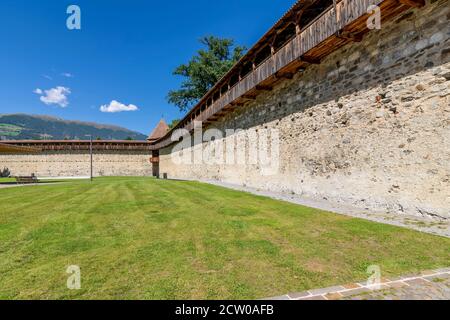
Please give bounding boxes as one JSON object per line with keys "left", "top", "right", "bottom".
{"left": 34, "top": 86, "right": 71, "bottom": 108}
{"left": 100, "top": 100, "right": 139, "bottom": 113}
{"left": 42, "top": 74, "right": 53, "bottom": 80}
{"left": 61, "top": 72, "right": 73, "bottom": 78}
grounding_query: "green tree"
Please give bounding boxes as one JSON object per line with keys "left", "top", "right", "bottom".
{"left": 125, "top": 136, "right": 134, "bottom": 141}
{"left": 167, "top": 36, "right": 246, "bottom": 112}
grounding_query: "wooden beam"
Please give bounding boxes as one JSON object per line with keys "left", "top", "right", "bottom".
{"left": 398, "top": 0, "right": 425, "bottom": 7}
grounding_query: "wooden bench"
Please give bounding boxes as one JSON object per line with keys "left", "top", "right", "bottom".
{"left": 14, "top": 176, "right": 39, "bottom": 184}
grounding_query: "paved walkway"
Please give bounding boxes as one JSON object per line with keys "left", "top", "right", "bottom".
{"left": 267, "top": 267, "right": 450, "bottom": 300}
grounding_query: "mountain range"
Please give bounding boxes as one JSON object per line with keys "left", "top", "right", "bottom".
{"left": 0, "top": 114, "right": 147, "bottom": 141}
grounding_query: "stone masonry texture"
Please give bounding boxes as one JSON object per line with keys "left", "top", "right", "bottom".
{"left": 159, "top": 1, "right": 450, "bottom": 219}
{"left": 0, "top": 151, "right": 152, "bottom": 177}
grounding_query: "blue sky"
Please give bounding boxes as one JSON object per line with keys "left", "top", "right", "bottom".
{"left": 0, "top": 0, "right": 294, "bottom": 135}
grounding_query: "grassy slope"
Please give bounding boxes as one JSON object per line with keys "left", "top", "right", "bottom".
{"left": 0, "top": 177, "right": 448, "bottom": 299}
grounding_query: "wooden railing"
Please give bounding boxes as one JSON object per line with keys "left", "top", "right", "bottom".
{"left": 152, "top": 0, "right": 383, "bottom": 149}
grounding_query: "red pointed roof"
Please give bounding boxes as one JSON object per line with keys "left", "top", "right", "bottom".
{"left": 147, "top": 119, "right": 170, "bottom": 141}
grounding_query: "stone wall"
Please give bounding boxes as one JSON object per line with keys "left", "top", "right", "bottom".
{"left": 0, "top": 151, "right": 152, "bottom": 177}
{"left": 159, "top": 0, "right": 450, "bottom": 219}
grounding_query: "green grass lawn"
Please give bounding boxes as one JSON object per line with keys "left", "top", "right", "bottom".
{"left": 0, "top": 177, "right": 449, "bottom": 299}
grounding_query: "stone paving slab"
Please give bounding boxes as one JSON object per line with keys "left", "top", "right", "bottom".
{"left": 265, "top": 267, "right": 450, "bottom": 300}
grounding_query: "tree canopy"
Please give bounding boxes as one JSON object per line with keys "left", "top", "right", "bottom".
{"left": 167, "top": 36, "right": 246, "bottom": 113}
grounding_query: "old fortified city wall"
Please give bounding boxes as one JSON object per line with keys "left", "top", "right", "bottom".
{"left": 159, "top": 1, "right": 450, "bottom": 219}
